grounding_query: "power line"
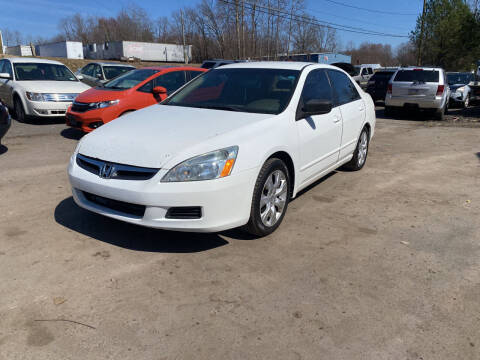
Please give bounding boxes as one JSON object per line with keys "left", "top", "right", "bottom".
{"left": 321, "top": 0, "right": 418, "bottom": 16}
{"left": 220, "top": 0, "right": 409, "bottom": 38}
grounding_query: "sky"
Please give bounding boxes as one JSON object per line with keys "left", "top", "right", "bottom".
{"left": 0, "top": 0, "right": 423, "bottom": 49}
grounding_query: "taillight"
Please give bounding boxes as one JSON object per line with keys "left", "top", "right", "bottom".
{"left": 436, "top": 85, "right": 444, "bottom": 95}
{"left": 387, "top": 83, "right": 392, "bottom": 94}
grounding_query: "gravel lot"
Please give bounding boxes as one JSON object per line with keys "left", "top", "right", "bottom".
{"left": 1, "top": 109, "right": 479, "bottom": 359}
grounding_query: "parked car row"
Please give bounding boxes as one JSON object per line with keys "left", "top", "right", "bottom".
{"left": 365, "top": 66, "right": 477, "bottom": 120}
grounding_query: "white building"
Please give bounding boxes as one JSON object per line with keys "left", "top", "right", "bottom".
{"left": 35, "top": 41, "right": 84, "bottom": 59}
{"left": 5, "top": 45, "right": 33, "bottom": 57}
{"left": 84, "top": 41, "right": 191, "bottom": 62}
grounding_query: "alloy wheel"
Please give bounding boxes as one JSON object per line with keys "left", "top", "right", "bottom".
{"left": 259, "top": 170, "right": 288, "bottom": 227}
{"left": 357, "top": 131, "right": 368, "bottom": 167}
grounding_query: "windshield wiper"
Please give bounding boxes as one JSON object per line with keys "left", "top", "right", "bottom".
{"left": 181, "top": 104, "right": 244, "bottom": 112}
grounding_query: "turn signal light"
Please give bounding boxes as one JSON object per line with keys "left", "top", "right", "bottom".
{"left": 387, "top": 84, "right": 392, "bottom": 94}
{"left": 220, "top": 159, "right": 235, "bottom": 177}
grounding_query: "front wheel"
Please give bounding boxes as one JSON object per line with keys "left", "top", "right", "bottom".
{"left": 14, "top": 97, "right": 26, "bottom": 123}
{"left": 244, "top": 158, "right": 290, "bottom": 237}
{"left": 343, "top": 128, "right": 369, "bottom": 171}
{"left": 463, "top": 95, "right": 470, "bottom": 108}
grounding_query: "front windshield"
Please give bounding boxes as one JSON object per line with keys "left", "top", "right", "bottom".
{"left": 14, "top": 63, "right": 77, "bottom": 81}
{"left": 163, "top": 68, "right": 300, "bottom": 115}
{"left": 103, "top": 66, "right": 135, "bottom": 80}
{"left": 103, "top": 69, "right": 158, "bottom": 89}
{"left": 447, "top": 73, "right": 472, "bottom": 85}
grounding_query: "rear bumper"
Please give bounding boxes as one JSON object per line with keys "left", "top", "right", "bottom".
{"left": 385, "top": 95, "right": 444, "bottom": 109}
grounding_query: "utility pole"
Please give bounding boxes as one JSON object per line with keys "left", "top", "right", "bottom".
{"left": 417, "top": 0, "right": 427, "bottom": 66}
{"left": 0, "top": 31, "right": 3, "bottom": 55}
{"left": 286, "top": 4, "right": 293, "bottom": 59}
{"left": 181, "top": 9, "right": 188, "bottom": 64}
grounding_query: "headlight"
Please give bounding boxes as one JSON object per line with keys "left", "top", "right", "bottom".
{"left": 26, "top": 92, "right": 44, "bottom": 101}
{"left": 161, "top": 146, "right": 239, "bottom": 182}
{"left": 456, "top": 86, "right": 465, "bottom": 93}
{"left": 89, "top": 100, "right": 119, "bottom": 109}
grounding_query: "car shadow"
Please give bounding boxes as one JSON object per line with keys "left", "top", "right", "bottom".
{"left": 292, "top": 171, "right": 337, "bottom": 200}
{"left": 23, "top": 116, "right": 66, "bottom": 125}
{"left": 54, "top": 197, "right": 229, "bottom": 253}
{"left": 61, "top": 128, "right": 84, "bottom": 140}
{"left": 476, "top": 152, "right": 480, "bottom": 161}
{"left": 0, "top": 144, "right": 7, "bottom": 155}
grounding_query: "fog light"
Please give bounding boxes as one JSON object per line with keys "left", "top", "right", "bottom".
{"left": 88, "top": 121, "right": 104, "bottom": 129}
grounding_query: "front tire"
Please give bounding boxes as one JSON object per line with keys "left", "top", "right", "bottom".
{"left": 343, "top": 127, "right": 369, "bottom": 171}
{"left": 14, "top": 97, "right": 26, "bottom": 123}
{"left": 244, "top": 158, "right": 290, "bottom": 237}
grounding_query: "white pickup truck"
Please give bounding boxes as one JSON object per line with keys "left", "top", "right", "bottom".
{"left": 352, "top": 64, "right": 382, "bottom": 89}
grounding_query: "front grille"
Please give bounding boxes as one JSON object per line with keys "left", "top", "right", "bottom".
{"left": 83, "top": 191, "right": 146, "bottom": 217}
{"left": 76, "top": 154, "right": 159, "bottom": 180}
{"left": 43, "top": 93, "right": 78, "bottom": 102}
{"left": 166, "top": 207, "right": 202, "bottom": 219}
{"left": 71, "top": 101, "right": 92, "bottom": 113}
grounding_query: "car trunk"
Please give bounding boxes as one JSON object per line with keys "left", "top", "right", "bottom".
{"left": 392, "top": 70, "right": 440, "bottom": 99}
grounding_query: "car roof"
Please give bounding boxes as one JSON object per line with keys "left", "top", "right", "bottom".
{"left": 7, "top": 57, "right": 64, "bottom": 65}
{"left": 91, "top": 62, "right": 135, "bottom": 67}
{"left": 139, "top": 66, "right": 205, "bottom": 71}
{"left": 215, "top": 61, "right": 334, "bottom": 71}
{"left": 398, "top": 66, "right": 443, "bottom": 71}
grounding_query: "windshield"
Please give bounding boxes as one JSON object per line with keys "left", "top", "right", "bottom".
{"left": 103, "top": 66, "right": 135, "bottom": 80}
{"left": 13, "top": 63, "right": 77, "bottom": 81}
{"left": 103, "top": 69, "right": 158, "bottom": 89}
{"left": 447, "top": 73, "right": 472, "bottom": 85}
{"left": 163, "top": 68, "right": 300, "bottom": 115}
{"left": 353, "top": 66, "right": 361, "bottom": 76}
{"left": 394, "top": 70, "right": 439, "bottom": 82}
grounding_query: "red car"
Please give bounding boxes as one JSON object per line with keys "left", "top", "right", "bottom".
{"left": 66, "top": 66, "right": 206, "bottom": 132}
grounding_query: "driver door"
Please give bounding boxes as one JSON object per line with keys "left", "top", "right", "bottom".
{"left": 296, "top": 69, "right": 343, "bottom": 185}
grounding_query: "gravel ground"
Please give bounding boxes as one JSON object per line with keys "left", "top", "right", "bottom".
{"left": 0, "top": 110, "right": 479, "bottom": 359}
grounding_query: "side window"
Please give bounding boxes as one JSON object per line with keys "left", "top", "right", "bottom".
{"left": 361, "top": 68, "right": 368, "bottom": 76}
{"left": 0, "top": 60, "right": 4, "bottom": 74}
{"left": 327, "top": 70, "right": 361, "bottom": 106}
{"left": 82, "top": 64, "right": 94, "bottom": 76}
{"left": 3, "top": 61, "right": 13, "bottom": 78}
{"left": 187, "top": 70, "right": 204, "bottom": 81}
{"left": 155, "top": 71, "right": 186, "bottom": 94}
{"left": 93, "top": 65, "right": 103, "bottom": 79}
{"left": 300, "top": 69, "right": 333, "bottom": 105}
{"left": 137, "top": 80, "right": 154, "bottom": 93}
{"left": 367, "top": 68, "right": 373, "bottom": 75}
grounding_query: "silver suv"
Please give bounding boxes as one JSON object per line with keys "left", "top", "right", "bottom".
{"left": 385, "top": 67, "right": 450, "bottom": 120}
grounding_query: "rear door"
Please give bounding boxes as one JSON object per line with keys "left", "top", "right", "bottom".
{"left": 0, "top": 60, "right": 14, "bottom": 107}
{"left": 327, "top": 69, "right": 365, "bottom": 160}
{"left": 392, "top": 69, "right": 439, "bottom": 99}
{"left": 296, "top": 69, "right": 343, "bottom": 184}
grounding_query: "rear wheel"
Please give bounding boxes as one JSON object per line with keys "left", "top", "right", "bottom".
{"left": 343, "top": 127, "right": 369, "bottom": 171}
{"left": 435, "top": 105, "right": 445, "bottom": 120}
{"left": 244, "top": 158, "right": 290, "bottom": 237}
{"left": 384, "top": 106, "right": 393, "bottom": 117}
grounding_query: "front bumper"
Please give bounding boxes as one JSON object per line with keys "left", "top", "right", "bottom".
{"left": 24, "top": 99, "right": 72, "bottom": 117}
{"left": 66, "top": 106, "right": 121, "bottom": 133}
{"left": 68, "top": 156, "right": 259, "bottom": 232}
{"left": 385, "top": 95, "right": 444, "bottom": 109}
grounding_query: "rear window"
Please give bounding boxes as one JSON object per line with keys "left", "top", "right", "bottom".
{"left": 394, "top": 70, "right": 439, "bottom": 83}
{"left": 371, "top": 71, "right": 394, "bottom": 80}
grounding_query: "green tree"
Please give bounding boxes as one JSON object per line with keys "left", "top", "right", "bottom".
{"left": 412, "top": 0, "right": 480, "bottom": 70}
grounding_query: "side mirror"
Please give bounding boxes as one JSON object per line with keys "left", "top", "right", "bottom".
{"left": 0, "top": 73, "right": 12, "bottom": 80}
{"left": 298, "top": 99, "right": 332, "bottom": 119}
{"left": 152, "top": 86, "right": 167, "bottom": 95}
{"left": 76, "top": 74, "right": 84, "bottom": 80}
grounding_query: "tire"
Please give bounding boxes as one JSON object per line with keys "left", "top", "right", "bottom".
{"left": 14, "top": 97, "right": 26, "bottom": 123}
{"left": 244, "top": 158, "right": 290, "bottom": 237}
{"left": 343, "top": 127, "right": 370, "bottom": 171}
{"left": 384, "top": 106, "right": 393, "bottom": 117}
{"left": 435, "top": 106, "right": 445, "bottom": 120}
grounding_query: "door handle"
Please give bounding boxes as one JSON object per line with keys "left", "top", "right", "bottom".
{"left": 333, "top": 116, "right": 341, "bottom": 123}
{"left": 359, "top": 106, "right": 365, "bottom": 111}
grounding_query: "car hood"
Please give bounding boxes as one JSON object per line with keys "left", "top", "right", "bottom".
{"left": 75, "top": 87, "right": 129, "bottom": 102}
{"left": 78, "top": 104, "right": 274, "bottom": 168}
{"left": 449, "top": 84, "right": 467, "bottom": 91}
{"left": 17, "top": 81, "right": 90, "bottom": 94}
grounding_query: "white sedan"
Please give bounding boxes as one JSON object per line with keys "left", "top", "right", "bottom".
{"left": 0, "top": 58, "right": 90, "bottom": 122}
{"left": 68, "top": 62, "right": 375, "bottom": 236}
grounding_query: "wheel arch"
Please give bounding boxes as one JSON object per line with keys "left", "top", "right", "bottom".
{"left": 266, "top": 150, "right": 296, "bottom": 198}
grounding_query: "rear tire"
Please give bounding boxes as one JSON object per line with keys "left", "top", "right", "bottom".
{"left": 343, "top": 127, "right": 370, "bottom": 171}
{"left": 384, "top": 106, "right": 393, "bottom": 117}
{"left": 435, "top": 105, "right": 445, "bottom": 120}
{"left": 243, "top": 158, "right": 290, "bottom": 237}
